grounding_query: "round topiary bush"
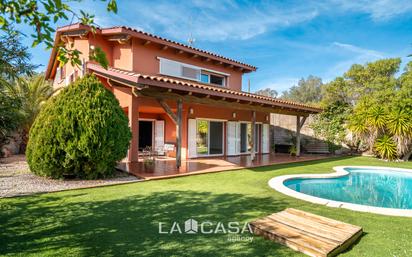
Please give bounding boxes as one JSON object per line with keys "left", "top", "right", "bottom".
{"left": 26, "top": 74, "right": 131, "bottom": 179}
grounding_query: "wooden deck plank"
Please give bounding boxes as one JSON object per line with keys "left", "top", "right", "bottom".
{"left": 252, "top": 218, "right": 335, "bottom": 256}
{"left": 274, "top": 210, "right": 356, "bottom": 239}
{"left": 285, "top": 208, "right": 361, "bottom": 234}
{"left": 250, "top": 208, "right": 363, "bottom": 257}
{"left": 268, "top": 213, "right": 349, "bottom": 242}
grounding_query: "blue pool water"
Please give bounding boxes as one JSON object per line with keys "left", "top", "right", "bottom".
{"left": 284, "top": 168, "right": 412, "bottom": 209}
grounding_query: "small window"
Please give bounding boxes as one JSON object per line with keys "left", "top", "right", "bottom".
{"left": 210, "top": 74, "right": 224, "bottom": 86}
{"left": 201, "top": 73, "right": 209, "bottom": 83}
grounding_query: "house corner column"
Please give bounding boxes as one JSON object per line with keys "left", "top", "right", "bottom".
{"left": 128, "top": 95, "right": 139, "bottom": 162}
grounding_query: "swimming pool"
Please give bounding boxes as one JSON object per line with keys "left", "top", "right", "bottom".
{"left": 269, "top": 166, "right": 412, "bottom": 216}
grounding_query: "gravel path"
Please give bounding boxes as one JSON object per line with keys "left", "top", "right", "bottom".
{"left": 0, "top": 155, "right": 140, "bottom": 198}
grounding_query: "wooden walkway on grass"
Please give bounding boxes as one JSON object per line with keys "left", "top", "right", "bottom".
{"left": 250, "top": 208, "right": 363, "bottom": 257}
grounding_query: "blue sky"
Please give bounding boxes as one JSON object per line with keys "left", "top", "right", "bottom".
{"left": 20, "top": 0, "right": 412, "bottom": 93}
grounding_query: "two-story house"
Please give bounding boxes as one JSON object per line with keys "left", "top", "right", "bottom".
{"left": 45, "top": 23, "right": 321, "bottom": 168}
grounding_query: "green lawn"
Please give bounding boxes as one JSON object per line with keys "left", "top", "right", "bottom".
{"left": 2, "top": 156, "right": 412, "bottom": 257}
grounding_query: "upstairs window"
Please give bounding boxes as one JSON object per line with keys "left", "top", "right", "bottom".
{"left": 158, "top": 57, "right": 227, "bottom": 87}
{"left": 210, "top": 74, "right": 224, "bottom": 86}
{"left": 201, "top": 73, "right": 225, "bottom": 86}
{"left": 201, "top": 73, "right": 209, "bottom": 83}
{"left": 159, "top": 58, "right": 183, "bottom": 78}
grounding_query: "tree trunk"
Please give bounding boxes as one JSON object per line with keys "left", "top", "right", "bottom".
{"left": 402, "top": 149, "right": 412, "bottom": 161}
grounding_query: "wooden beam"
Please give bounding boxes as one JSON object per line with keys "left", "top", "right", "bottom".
{"left": 176, "top": 99, "right": 183, "bottom": 168}
{"left": 138, "top": 89, "right": 311, "bottom": 116}
{"left": 61, "top": 29, "right": 88, "bottom": 37}
{"left": 300, "top": 116, "right": 307, "bottom": 128}
{"left": 143, "top": 40, "right": 151, "bottom": 46}
{"left": 191, "top": 54, "right": 199, "bottom": 58}
{"left": 106, "top": 34, "right": 131, "bottom": 43}
{"left": 176, "top": 50, "right": 184, "bottom": 55}
{"left": 161, "top": 45, "right": 169, "bottom": 51}
{"left": 251, "top": 111, "right": 256, "bottom": 161}
{"left": 132, "top": 87, "right": 140, "bottom": 97}
{"left": 157, "top": 99, "right": 177, "bottom": 124}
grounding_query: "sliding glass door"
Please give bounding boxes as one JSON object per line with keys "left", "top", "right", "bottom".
{"left": 240, "top": 122, "right": 260, "bottom": 153}
{"left": 196, "top": 120, "right": 208, "bottom": 155}
{"left": 210, "top": 121, "right": 223, "bottom": 154}
{"left": 240, "top": 123, "right": 252, "bottom": 153}
{"left": 196, "top": 120, "right": 223, "bottom": 156}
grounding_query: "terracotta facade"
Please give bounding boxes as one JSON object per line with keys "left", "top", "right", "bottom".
{"left": 46, "top": 24, "right": 319, "bottom": 163}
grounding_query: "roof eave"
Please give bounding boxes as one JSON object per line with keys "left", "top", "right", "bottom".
{"left": 100, "top": 27, "right": 257, "bottom": 72}
{"left": 87, "top": 63, "right": 321, "bottom": 114}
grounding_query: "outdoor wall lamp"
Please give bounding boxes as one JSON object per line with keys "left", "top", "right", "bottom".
{"left": 189, "top": 108, "right": 194, "bottom": 114}
{"left": 232, "top": 112, "right": 237, "bottom": 118}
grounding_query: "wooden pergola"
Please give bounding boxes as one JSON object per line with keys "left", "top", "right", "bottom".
{"left": 88, "top": 64, "right": 321, "bottom": 168}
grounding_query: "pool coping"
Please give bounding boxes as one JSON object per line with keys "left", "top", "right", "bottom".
{"left": 268, "top": 166, "right": 412, "bottom": 217}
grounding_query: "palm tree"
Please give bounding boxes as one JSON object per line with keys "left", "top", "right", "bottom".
{"left": 387, "top": 107, "right": 412, "bottom": 160}
{"left": 3, "top": 74, "right": 53, "bottom": 150}
{"left": 347, "top": 110, "right": 371, "bottom": 152}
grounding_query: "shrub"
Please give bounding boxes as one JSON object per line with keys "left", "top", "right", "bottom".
{"left": 26, "top": 75, "right": 131, "bottom": 179}
{"left": 374, "top": 135, "right": 398, "bottom": 161}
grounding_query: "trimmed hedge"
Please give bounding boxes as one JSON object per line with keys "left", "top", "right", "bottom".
{"left": 26, "top": 75, "right": 131, "bottom": 179}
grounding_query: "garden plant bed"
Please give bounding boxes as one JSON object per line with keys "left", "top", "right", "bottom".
{"left": 0, "top": 155, "right": 139, "bottom": 198}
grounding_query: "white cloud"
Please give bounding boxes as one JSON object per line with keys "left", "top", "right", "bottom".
{"left": 66, "top": 0, "right": 412, "bottom": 45}
{"left": 324, "top": 42, "right": 386, "bottom": 78}
{"left": 332, "top": 0, "right": 412, "bottom": 20}
{"left": 118, "top": 1, "right": 319, "bottom": 42}
{"left": 332, "top": 42, "right": 384, "bottom": 58}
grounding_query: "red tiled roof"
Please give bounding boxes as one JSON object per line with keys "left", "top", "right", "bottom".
{"left": 103, "top": 26, "right": 257, "bottom": 71}
{"left": 87, "top": 63, "right": 322, "bottom": 114}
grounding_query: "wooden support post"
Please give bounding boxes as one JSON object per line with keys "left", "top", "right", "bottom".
{"left": 176, "top": 99, "right": 183, "bottom": 168}
{"left": 156, "top": 98, "right": 183, "bottom": 168}
{"left": 251, "top": 111, "right": 256, "bottom": 161}
{"left": 296, "top": 116, "right": 307, "bottom": 157}
{"left": 158, "top": 99, "right": 177, "bottom": 123}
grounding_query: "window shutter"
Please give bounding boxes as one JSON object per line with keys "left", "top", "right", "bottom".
{"left": 262, "top": 124, "right": 270, "bottom": 154}
{"left": 227, "top": 122, "right": 237, "bottom": 156}
{"left": 56, "top": 67, "right": 61, "bottom": 82}
{"left": 154, "top": 120, "right": 165, "bottom": 155}
{"left": 188, "top": 119, "right": 197, "bottom": 158}
{"left": 159, "top": 58, "right": 181, "bottom": 77}
{"left": 181, "top": 66, "right": 200, "bottom": 80}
